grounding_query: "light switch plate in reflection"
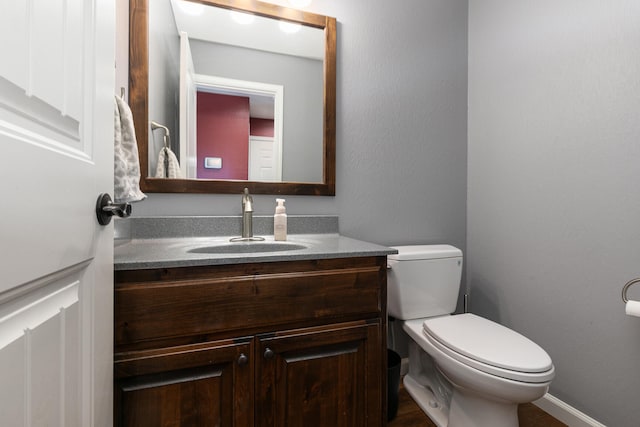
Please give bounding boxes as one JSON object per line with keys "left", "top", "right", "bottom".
{"left": 204, "top": 157, "right": 222, "bottom": 169}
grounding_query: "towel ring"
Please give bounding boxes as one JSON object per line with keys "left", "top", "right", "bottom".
{"left": 622, "top": 278, "right": 640, "bottom": 303}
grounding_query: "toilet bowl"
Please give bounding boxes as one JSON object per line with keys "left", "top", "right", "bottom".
{"left": 403, "top": 315, "right": 554, "bottom": 427}
{"left": 387, "top": 245, "right": 554, "bottom": 427}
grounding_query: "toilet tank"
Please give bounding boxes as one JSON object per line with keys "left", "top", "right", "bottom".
{"left": 387, "top": 245, "right": 463, "bottom": 320}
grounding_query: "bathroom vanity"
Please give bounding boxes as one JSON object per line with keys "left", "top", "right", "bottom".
{"left": 113, "top": 220, "right": 394, "bottom": 427}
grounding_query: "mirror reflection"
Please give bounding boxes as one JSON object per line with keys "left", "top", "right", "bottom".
{"left": 129, "top": 0, "right": 336, "bottom": 195}
{"left": 148, "top": 0, "right": 324, "bottom": 183}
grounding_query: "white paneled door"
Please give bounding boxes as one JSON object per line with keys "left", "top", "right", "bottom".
{"left": 249, "top": 136, "right": 280, "bottom": 182}
{"left": 0, "top": 1, "right": 114, "bottom": 426}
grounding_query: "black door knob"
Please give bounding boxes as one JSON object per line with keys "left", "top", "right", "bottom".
{"left": 96, "top": 193, "right": 132, "bottom": 225}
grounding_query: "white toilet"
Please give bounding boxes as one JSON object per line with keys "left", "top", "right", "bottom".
{"left": 387, "top": 245, "right": 554, "bottom": 427}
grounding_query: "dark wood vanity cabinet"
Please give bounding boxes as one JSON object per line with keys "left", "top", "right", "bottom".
{"left": 115, "top": 339, "right": 253, "bottom": 426}
{"left": 114, "top": 257, "right": 388, "bottom": 427}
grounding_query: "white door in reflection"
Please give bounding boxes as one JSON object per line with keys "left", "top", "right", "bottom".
{"left": 179, "top": 31, "right": 198, "bottom": 178}
{"left": 249, "top": 136, "right": 279, "bottom": 181}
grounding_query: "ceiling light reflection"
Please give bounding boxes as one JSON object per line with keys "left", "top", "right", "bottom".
{"left": 279, "top": 21, "right": 302, "bottom": 34}
{"left": 230, "top": 10, "right": 256, "bottom": 25}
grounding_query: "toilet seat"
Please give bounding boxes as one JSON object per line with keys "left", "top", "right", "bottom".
{"left": 422, "top": 313, "right": 554, "bottom": 383}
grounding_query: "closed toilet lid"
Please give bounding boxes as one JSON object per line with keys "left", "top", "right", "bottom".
{"left": 423, "top": 314, "right": 553, "bottom": 379}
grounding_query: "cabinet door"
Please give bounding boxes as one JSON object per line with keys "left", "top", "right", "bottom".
{"left": 115, "top": 340, "right": 253, "bottom": 427}
{"left": 257, "top": 322, "right": 383, "bottom": 427}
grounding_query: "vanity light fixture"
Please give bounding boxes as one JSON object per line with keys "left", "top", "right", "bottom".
{"left": 288, "top": 0, "right": 312, "bottom": 7}
{"left": 230, "top": 10, "right": 256, "bottom": 25}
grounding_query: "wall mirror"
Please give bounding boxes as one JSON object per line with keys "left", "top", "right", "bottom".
{"left": 129, "top": 0, "right": 336, "bottom": 195}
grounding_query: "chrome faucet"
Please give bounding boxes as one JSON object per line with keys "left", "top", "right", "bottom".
{"left": 230, "top": 188, "right": 265, "bottom": 242}
{"left": 241, "top": 188, "right": 254, "bottom": 238}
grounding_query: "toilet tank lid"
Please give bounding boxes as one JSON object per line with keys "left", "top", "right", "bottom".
{"left": 388, "top": 245, "right": 462, "bottom": 261}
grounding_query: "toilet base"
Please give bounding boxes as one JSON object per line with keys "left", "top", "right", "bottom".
{"left": 447, "top": 386, "right": 519, "bottom": 427}
{"left": 404, "top": 374, "right": 520, "bottom": 427}
{"left": 403, "top": 375, "right": 448, "bottom": 427}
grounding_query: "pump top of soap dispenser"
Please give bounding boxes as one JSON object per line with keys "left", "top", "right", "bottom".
{"left": 275, "top": 198, "right": 286, "bottom": 214}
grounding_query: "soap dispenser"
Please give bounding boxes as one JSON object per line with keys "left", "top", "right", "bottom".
{"left": 274, "top": 198, "right": 287, "bottom": 241}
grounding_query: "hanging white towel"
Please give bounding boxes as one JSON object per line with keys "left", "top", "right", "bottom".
{"left": 155, "top": 146, "right": 183, "bottom": 178}
{"left": 114, "top": 95, "right": 146, "bottom": 203}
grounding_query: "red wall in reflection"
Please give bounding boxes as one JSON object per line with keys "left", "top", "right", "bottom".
{"left": 197, "top": 92, "right": 249, "bottom": 180}
{"left": 250, "top": 118, "right": 274, "bottom": 137}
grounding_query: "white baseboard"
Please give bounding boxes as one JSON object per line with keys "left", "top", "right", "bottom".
{"left": 534, "top": 394, "right": 606, "bottom": 427}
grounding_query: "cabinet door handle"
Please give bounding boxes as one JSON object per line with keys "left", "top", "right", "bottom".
{"left": 238, "top": 353, "right": 248, "bottom": 366}
{"left": 263, "top": 348, "right": 275, "bottom": 360}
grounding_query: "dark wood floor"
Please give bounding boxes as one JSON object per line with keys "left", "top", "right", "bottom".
{"left": 388, "top": 380, "right": 567, "bottom": 427}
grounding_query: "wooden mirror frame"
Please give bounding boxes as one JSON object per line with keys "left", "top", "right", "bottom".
{"left": 129, "top": 0, "right": 336, "bottom": 195}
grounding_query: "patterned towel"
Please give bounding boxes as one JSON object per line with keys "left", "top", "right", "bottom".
{"left": 155, "top": 147, "right": 183, "bottom": 178}
{"left": 114, "top": 95, "right": 146, "bottom": 203}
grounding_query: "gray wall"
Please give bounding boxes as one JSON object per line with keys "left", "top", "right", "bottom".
{"left": 468, "top": 1, "right": 640, "bottom": 426}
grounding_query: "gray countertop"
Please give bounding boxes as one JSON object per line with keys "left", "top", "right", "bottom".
{"left": 114, "top": 233, "right": 397, "bottom": 271}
